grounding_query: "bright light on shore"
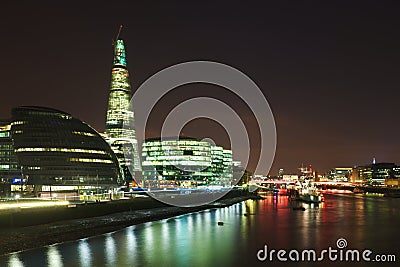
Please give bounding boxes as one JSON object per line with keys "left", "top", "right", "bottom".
{"left": 0, "top": 201, "right": 70, "bottom": 210}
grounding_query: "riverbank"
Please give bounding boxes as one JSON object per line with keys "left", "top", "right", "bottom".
{"left": 0, "top": 192, "right": 259, "bottom": 255}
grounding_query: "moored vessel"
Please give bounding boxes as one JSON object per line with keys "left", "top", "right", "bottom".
{"left": 288, "top": 181, "right": 324, "bottom": 203}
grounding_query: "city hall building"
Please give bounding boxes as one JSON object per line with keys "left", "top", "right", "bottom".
{"left": 0, "top": 106, "right": 122, "bottom": 196}
{"left": 141, "top": 137, "right": 233, "bottom": 188}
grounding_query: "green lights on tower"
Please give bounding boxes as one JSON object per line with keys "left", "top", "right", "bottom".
{"left": 113, "top": 40, "right": 127, "bottom": 66}
{"left": 105, "top": 38, "right": 141, "bottom": 184}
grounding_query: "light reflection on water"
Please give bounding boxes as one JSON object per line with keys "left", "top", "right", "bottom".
{"left": 124, "top": 226, "right": 136, "bottom": 264}
{"left": 47, "top": 246, "right": 63, "bottom": 267}
{"left": 78, "top": 239, "right": 91, "bottom": 267}
{"left": 1, "top": 194, "right": 400, "bottom": 267}
{"left": 104, "top": 234, "right": 116, "bottom": 266}
{"left": 8, "top": 254, "right": 24, "bottom": 267}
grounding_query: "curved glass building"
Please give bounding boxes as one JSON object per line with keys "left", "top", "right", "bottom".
{"left": 0, "top": 106, "right": 121, "bottom": 189}
{"left": 141, "top": 137, "right": 233, "bottom": 188}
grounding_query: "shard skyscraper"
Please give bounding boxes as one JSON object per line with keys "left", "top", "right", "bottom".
{"left": 105, "top": 39, "right": 141, "bottom": 184}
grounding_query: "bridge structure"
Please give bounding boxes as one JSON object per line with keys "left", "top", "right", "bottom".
{"left": 249, "top": 179, "right": 400, "bottom": 197}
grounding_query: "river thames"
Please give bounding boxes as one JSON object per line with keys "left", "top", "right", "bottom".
{"left": 1, "top": 193, "right": 399, "bottom": 266}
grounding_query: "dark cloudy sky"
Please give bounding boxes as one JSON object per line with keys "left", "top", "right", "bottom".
{"left": 1, "top": 1, "right": 400, "bottom": 174}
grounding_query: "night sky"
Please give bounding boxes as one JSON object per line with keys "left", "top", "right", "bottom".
{"left": 1, "top": 1, "right": 400, "bottom": 175}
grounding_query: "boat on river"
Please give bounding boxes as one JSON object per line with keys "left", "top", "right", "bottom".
{"left": 288, "top": 181, "right": 324, "bottom": 203}
{"left": 297, "top": 186, "right": 324, "bottom": 203}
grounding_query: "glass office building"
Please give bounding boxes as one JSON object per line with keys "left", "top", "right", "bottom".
{"left": 141, "top": 137, "right": 233, "bottom": 188}
{"left": 105, "top": 39, "right": 141, "bottom": 184}
{"left": 0, "top": 121, "right": 22, "bottom": 183}
{"left": 356, "top": 162, "right": 399, "bottom": 186}
{"left": 329, "top": 167, "right": 352, "bottom": 182}
{"left": 0, "top": 106, "right": 121, "bottom": 192}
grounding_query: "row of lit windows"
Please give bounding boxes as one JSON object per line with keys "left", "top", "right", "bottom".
{"left": 159, "top": 170, "right": 212, "bottom": 176}
{"left": 107, "top": 109, "right": 134, "bottom": 120}
{"left": 106, "top": 129, "right": 136, "bottom": 139}
{"left": 0, "top": 164, "right": 18, "bottom": 170}
{"left": 111, "top": 74, "right": 129, "bottom": 81}
{"left": 107, "top": 92, "right": 131, "bottom": 111}
{"left": 22, "top": 166, "right": 116, "bottom": 172}
{"left": 108, "top": 88, "right": 130, "bottom": 98}
{"left": 0, "top": 131, "right": 10, "bottom": 138}
{"left": 144, "top": 151, "right": 210, "bottom": 157}
{"left": 36, "top": 177, "right": 114, "bottom": 182}
{"left": 111, "top": 80, "right": 130, "bottom": 91}
{"left": 111, "top": 69, "right": 129, "bottom": 76}
{"left": 143, "top": 154, "right": 229, "bottom": 162}
{"left": 143, "top": 141, "right": 211, "bottom": 147}
{"left": 0, "top": 145, "right": 14, "bottom": 150}
{"left": 107, "top": 109, "right": 133, "bottom": 116}
{"left": 142, "top": 161, "right": 211, "bottom": 166}
{"left": 0, "top": 164, "right": 10, "bottom": 170}
{"left": 58, "top": 114, "right": 72, "bottom": 120}
{"left": 10, "top": 121, "right": 25, "bottom": 126}
{"left": 72, "top": 131, "right": 96, "bottom": 137}
{"left": 0, "top": 157, "right": 18, "bottom": 162}
{"left": 27, "top": 166, "right": 41, "bottom": 170}
{"left": 69, "top": 158, "right": 113, "bottom": 164}
{"left": 142, "top": 145, "right": 211, "bottom": 152}
{"left": 9, "top": 130, "right": 95, "bottom": 138}
{"left": 142, "top": 147, "right": 231, "bottom": 155}
{"left": 15, "top": 147, "right": 108, "bottom": 154}
{"left": 143, "top": 155, "right": 211, "bottom": 162}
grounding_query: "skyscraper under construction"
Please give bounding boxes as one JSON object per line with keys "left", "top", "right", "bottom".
{"left": 105, "top": 34, "right": 141, "bottom": 184}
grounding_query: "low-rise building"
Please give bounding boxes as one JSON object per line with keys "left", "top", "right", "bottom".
{"left": 329, "top": 167, "right": 352, "bottom": 182}
{"left": 141, "top": 137, "right": 233, "bottom": 188}
{"left": 352, "top": 162, "right": 400, "bottom": 186}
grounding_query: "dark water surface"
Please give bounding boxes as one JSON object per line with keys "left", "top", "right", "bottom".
{"left": 1, "top": 193, "right": 399, "bottom": 266}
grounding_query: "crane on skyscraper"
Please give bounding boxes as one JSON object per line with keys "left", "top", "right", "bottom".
{"left": 112, "top": 24, "right": 123, "bottom": 47}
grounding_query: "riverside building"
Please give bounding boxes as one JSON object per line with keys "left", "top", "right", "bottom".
{"left": 0, "top": 106, "right": 121, "bottom": 196}
{"left": 354, "top": 162, "right": 400, "bottom": 186}
{"left": 329, "top": 167, "right": 352, "bottom": 182}
{"left": 141, "top": 137, "right": 233, "bottom": 188}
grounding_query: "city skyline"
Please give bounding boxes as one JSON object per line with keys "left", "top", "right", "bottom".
{"left": 1, "top": 1, "right": 400, "bottom": 174}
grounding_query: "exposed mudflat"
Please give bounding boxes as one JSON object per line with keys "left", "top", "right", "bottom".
{"left": 0, "top": 195, "right": 253, "bottom": 255}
